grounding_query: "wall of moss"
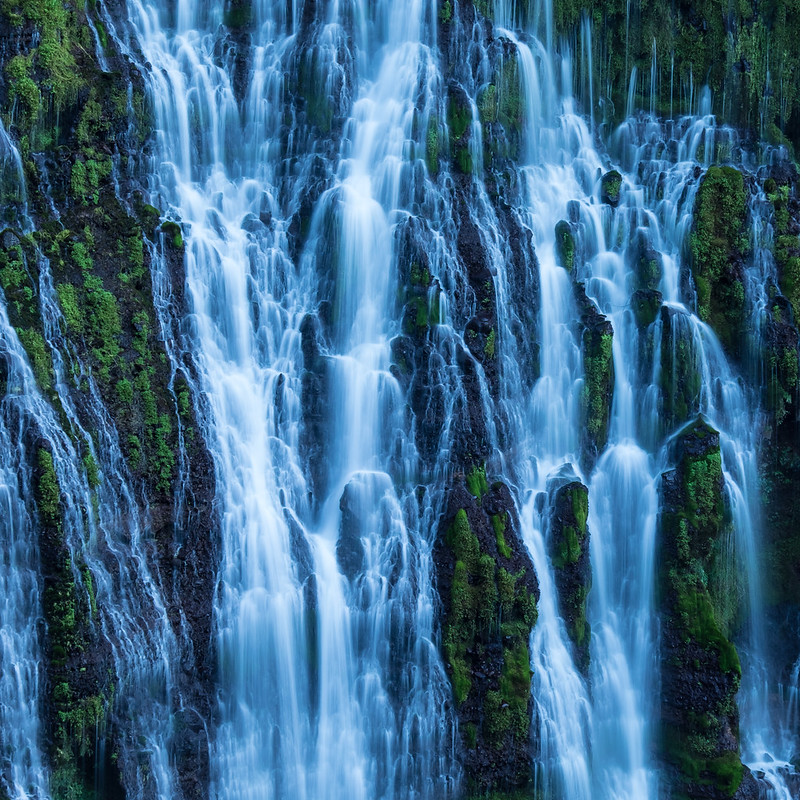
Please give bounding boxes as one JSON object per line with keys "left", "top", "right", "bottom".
{"left": 689, "top": 166, "right": 748, "bottom": 360}
{"left": 435, "top": 478, "right": 539, "bottom": 796}
{"left": 0, "top": 2, "right": 216, "bottom": 798}
{"left": 552, "top": 0, "right": 800, "bottom": 150}
{"left": 658, "top": 418, "right": 745, "bottom": 800}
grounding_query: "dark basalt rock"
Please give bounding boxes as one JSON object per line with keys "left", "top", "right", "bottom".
{"left": 574, "top": 283, "right": 614, "bottom": 466}
{"left": 629, "top": 227, "right": 663, "bottom": 292}
{"left": 337, "top": 480, "right": 367, "bottom": 581}
{"left": 658, "top": 417, "right": 746, "bottom": 800}
{"left": 548, "top": 480, "right": 591, "bottom": 672}
{"left": 300, "top": 312, "right": 331, "bottom": 505}
{"left": 434, "top": 478, "right": 539, "bottom": 796}
{"left": 631, "top": 288, "right": 662, "bottom": 328}
{"left": 601, "top": 169, "right": 623, "bottom": 207}
{"left": 659, "top": 305, "right": 702, "bottom": 435}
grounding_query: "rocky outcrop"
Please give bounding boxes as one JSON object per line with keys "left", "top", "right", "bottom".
{"left": 554, "top": 0, "right": 800, "bottom": 151}
{"left": 548, "top": 480, "right": 591, "bottom": 672}
{"left": 0, "top": 3, "right": 218, "bottom": 798}
{"left": 658, "top": 417, "right": 745, "bottom": 799}
{"left": 689, "top": 166, "right": 749, "bottom": 361}
{"left": 659, "top": 306, "right": 701, "bottom": 435}
{"left": 434, "top": 476, "right": 538, "bottom": 795}
{"left": 574, "top": 283, "right": 614, "bottom": 465}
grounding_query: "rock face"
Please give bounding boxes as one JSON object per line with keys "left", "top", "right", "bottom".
{"left": 601, "top": 169, "right": 623, "bottom": 207}
{"left": 689, "top": 166, "right": 748, "bottom": 361}
{"left": 575, "top": 284, "right": 615, "bottom": 466}
{"left": 658, "top": 417, "right": 745, "bottom": 799}
{"left": 0, "top": 3, "right": 218, "bottom": 798}
{"left": 548, "top": 481, "right": 591, "bottom": 672}
{"left": 434, "top": 477, "right": 538, "bottom": 795}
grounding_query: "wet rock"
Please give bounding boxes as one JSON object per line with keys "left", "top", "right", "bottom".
{"left": 658, "top": 417, "right": 745, "bottom": 799}
{"left": 434, "top": 478, "right": 538, "bottom": 795}
{"left": 659, "top": 305, "right": 701, "bottom": 434}
{"left": 601, "top": 169, "right": 623, "bottom": 207}
{"left": 548, "top": 479, "right": 591, "bottom": 672}
{"left": 575, "top": 285, "right": 614, "bottom": 465}
{"left": 630, "top": 227, "right": 663, "bottom": 292}
{"left": 299, "top": 313, "right": 330, "bottom": 505}
{"left": 337, "top": 481, "right": 367, "bottom": 581}
{"left": 631, "top": 288, "right": 662, "bottom": 328}
{"left": 448, "top": 82, "right": 474, "bottom": 175}
{"left": 689, "top": 166, "right": 748, "bottom": 361}
{"left": 555, "top": 219, "right": 576, "bottom": 272}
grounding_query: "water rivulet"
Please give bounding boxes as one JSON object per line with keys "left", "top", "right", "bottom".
{"left": 1, "top": 0, "right": 800, "bottom": 799}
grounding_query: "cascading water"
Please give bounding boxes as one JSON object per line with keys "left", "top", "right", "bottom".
{"left": 117, "top": 1, "right": 460, "bottom": 798}
{"left": 2, "top": 0, "right": 800, "bottom": 798}
{"left": 0, "top": 119, "right": 183, "bottom": 800}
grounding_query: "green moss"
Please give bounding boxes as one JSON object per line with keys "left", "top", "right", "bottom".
{"left": 224, "top": 1, "right": 253, "bottom": 29}
{"left": 552, "top": 525, "right": 581, "bottom": 569}
{"left": 631, "top": 290, "right": 661, "bottom": 328}
{"left": 36, "top": 448, "right": 61, "bottom": 529}
{"left": 672, "top": 573, "right": 741, "bottom": 676}
{"left": 297, "top": 48, "right": 334, "bottom": 133}
{"left": 160, "top": 220, "right": 183, "bottom": 249}
{"left": 81, "top": 566, "right": 97, "bottom": 619}
{"left": 497, "top": 567, "right": 516, "bottom": 616}
{"left": 555, "top": 220, "right": 576, "bottom": 272}
{"left": 6, "top": 54, "right": 41, "bottom": 125}
{"left": 572, "top": 486, "right": 588, "bottom": 532}
{"left": 689, "top": 167, "right": 747, "bottom": 354}
{"left": 497, "top": 55, "right": 523, "bottom": 135}
{"left": 463, "top": 722, "right": 477, "bottom": 749}
{"left": 466, "top": 464, "right": 489, "bottom": 499}
{"left": 0, "top": 241, "right": 36, "bottom": 321}
{"left": 659, "top": 419, "right": 744, "bottom": 794}
{"left": 447, "top": 509, "right": 479, "bottom": 572}
{"left": 18, "top": 327, "right": 54, "bottom": 392}
{"left": 662, "top": 723, "right": 744, "bottom": 795}
{"left": 115, "top": 378, "right": 133, "bottom": 405}
{"left": 438, "top": 0, "right": 452, "bottom": 23}
{"left": 83, "top": 274, "right": 121, "bottom": 379}
{"left": 770, "top": 183, "right": 800, "bottom": 323}
{"left": 56, "top": 284, "right": 84, "bottom": 334}
{"left": 82, "top": 451, "right": 99, "bottom": 489}
{"left": 50, "top": 762, "right": 93, "bottom": 800}
{"left": 583, "top": 327, "right": 614, "bottom": 451}
{"left": 683, "top": 448, "right": 724, "bottom": 541}
{"left": 492, "top": 513, "right": 511, "bottom": 558}
{"left": 447, "top": 94, "right": 471, "bottom": 142}
{"left": 425, "top": 117, "right": 440, "bottom": 176}
{"left": 601, "top": 170, "right": 623, "bottom": 205}
{"left": 484, "top": 642, "right": 531, "bottom": 746}
{"left": 177, "top": 385, "right": 191, "bottom": 419}
{"left": 484, "top": 328, "right": 496, "bottom": 359}
{"left": 478, "top": 84, "right": 498, "bottom": 124}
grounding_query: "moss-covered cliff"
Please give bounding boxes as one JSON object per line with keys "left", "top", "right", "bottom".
{"left": 658, "top": 418, "right": 746, "bottom": 799}
{"left": 0, "top": 2, "right": 217, "bottom": 799}
{"left": 554, "top": 0, "right": 800, "bottom": 150}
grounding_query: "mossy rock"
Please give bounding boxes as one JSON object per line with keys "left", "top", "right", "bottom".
{"left": 555, "top": 219, "right": 576, "bottom": 272}
{"left": 658, "top": 416, "right": 745, "bottom": 799}
{"left": 434, "top": 480, "right": 538, "bottom": 793}
{"left": 601, "top": 170, "right": 623, "bottom": 207}
{"left": 631, "top": 289, "right": 662, "bottom": 328}
{"left": 548, "top": 480, "right": 592, "bottom": 671}
{"left": 689, "top": 166, "right": 748, "bottom": 360}
{"left": 581, "top": 302, "right": 614, "bottom": 460}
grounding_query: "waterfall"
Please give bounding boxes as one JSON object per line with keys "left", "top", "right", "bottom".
{"left": 1, "top": 1, "right": 799, "bottom": 799}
